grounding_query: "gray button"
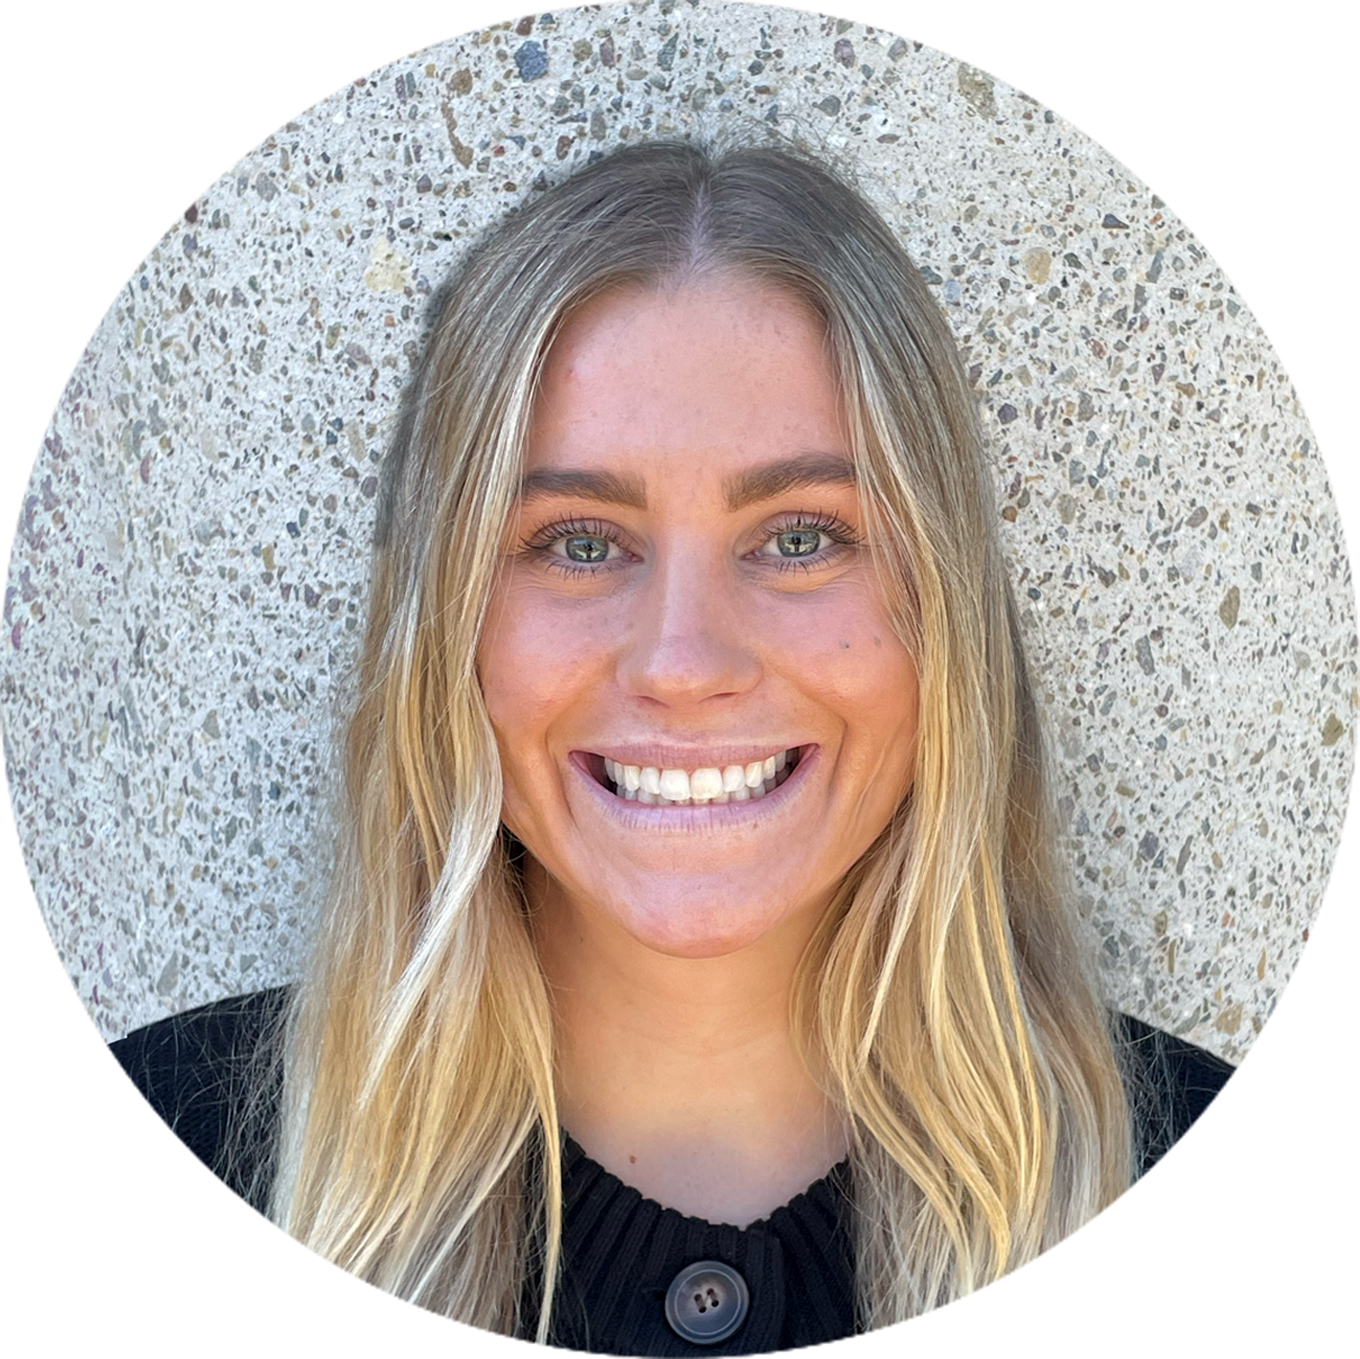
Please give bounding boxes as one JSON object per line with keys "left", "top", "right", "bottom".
{"left": 663, "top": 1260, "right": 750, "bottom": 1345}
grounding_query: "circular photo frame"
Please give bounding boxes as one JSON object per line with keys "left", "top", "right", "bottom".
{"left": 3, "top": 1, "right": 1355, "bottom": 1355}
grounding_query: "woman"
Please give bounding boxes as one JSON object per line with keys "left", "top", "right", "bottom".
{"left": 113, "top": 138, "right": 1230, "bottom": 1352}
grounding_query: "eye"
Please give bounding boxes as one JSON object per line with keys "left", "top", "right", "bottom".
{"left": 519, "top": 517, "right": 632, "bottom": 578}
{"left": 772, "top": 527, "right": 825, "bottom": 558}
{"left": 561, "top": 533, "right": 610, "bottom": 564}
{"left": 751, "top": 513, "right": 861, "bottom": 572}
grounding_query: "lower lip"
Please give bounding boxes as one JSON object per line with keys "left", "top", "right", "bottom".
{"left": 568, "top": 747, "right": 819, "bottom": 831}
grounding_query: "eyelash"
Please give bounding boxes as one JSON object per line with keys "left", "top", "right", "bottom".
{"left": 519, "top": 513, "right": 862, "bottom": 579}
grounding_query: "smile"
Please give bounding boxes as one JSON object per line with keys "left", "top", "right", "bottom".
{"left": 575, "top": 746, "right": 809, "bottom": 808}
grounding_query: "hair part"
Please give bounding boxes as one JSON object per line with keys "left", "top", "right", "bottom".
{"left": 272, "top": 134, "right": 1132, "bottom": 1338}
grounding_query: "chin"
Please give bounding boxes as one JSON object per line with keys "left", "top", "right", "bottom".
{"left": 592, "top": 870, "right": 813, "bottom": 959}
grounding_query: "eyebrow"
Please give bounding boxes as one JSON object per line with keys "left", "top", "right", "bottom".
{"left": 515, "top": 452, "right": 857, "bottom": 513}
{"left": 722, "top": 452, "right": 858, "bottom": 512}
{"left": 515, "top": 468, "right": 649, "bottom": 509}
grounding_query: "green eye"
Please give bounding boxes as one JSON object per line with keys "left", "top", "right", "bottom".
{"left": 563, "top": 534, "right": 609, "bottom": 563}
{"left": 776, "top": 528, "right": 822, "bottom": 557}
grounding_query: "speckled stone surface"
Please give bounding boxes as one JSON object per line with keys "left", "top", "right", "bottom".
{"left": 1, "top": 2, "right": 1353, "bottom": 1059}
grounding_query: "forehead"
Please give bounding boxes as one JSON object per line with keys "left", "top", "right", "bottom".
{"left": 524, "top": 276, "right": 848, "bottom": 480}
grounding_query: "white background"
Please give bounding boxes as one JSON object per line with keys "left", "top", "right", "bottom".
{"left": 3, "top": 2, "right": 1353, "bottom": 1354}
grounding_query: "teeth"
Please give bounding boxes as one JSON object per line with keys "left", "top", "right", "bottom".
{"left": 601, "top": 749, "right": 801, "bottom": 806}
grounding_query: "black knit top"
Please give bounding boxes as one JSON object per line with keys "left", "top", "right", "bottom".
{"left": 109, "top": 988, "right": 1231, "bottom": 1354}
{"left": 549, "top": 1133, "right": 854, "bottom": 1353}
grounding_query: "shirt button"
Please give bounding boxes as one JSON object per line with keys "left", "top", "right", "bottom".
{"left": 663, "top": 1260, "right": 750, "bottom": 1345}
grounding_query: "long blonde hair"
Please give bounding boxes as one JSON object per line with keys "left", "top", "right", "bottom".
{"left": 269, "top": 137, "right": 1132, "bottom": 1338}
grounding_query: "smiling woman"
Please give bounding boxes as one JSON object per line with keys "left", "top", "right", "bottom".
{"left": 109, "top": 139, "right": 1231, "bottom": 1351}
{"left": 483, "top": 280, "right": 918, "bottom": 966}
{"left": 483, "top": 278, "right": 921, "bottom": 1227}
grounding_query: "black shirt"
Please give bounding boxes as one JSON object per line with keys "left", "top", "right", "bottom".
{"left": 110, "top": 988, "right": 1232, "bottom": 1353}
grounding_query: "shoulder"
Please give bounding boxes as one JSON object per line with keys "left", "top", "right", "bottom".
{"left": 109, "top": 987, "right": 289, "bottom": 1205}
{"left": 1113, "top": 1012, "right": 1236, "bottom": 1175}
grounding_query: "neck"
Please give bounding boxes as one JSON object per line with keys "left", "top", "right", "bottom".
{"left": 529, "top": 859, "right": 848, "bottom": 1226}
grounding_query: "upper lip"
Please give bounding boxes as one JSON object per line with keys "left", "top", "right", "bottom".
{"left": 577, "top": 743, "right": 810, "bottom": 769}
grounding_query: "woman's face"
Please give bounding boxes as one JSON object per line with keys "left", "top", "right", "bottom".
{"left": 477, "top": 275, "right": 919, "bottom": 958}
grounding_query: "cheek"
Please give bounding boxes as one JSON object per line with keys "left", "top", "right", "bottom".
{"left": 477, "top": 582, "right": 615, "bottom": 746}
{"left": 792, "top": 607, "right": 919, "bottom": 781}
{"left": 844, "top": 650, "right": 920, "bottom": 770}
{"left": 884, "top": 656, "right": 921, "bottom": 786}
{"left": 769, "top": 589, "right": 916, "bottom": 706}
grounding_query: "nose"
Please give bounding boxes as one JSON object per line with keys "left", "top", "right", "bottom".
{"left": 616, "top": 541, "right": 763, "bottom": 706}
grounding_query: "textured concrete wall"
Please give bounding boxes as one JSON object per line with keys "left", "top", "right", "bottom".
{"left": 2, "top": 1, "right": 1353, "bottom": 1061}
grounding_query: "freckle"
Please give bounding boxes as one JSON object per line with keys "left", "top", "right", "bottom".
{"left": 873, "top": 636, "right": 883, "bottom": 647}
{"left": 629, "top": 1154, "right": 637, "bottom": 1164}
